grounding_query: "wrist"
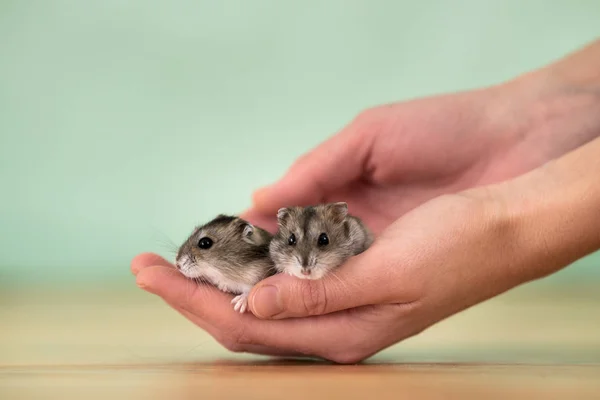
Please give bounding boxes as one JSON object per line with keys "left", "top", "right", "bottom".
{"left": 481, "top": 40, "right": 600, "bottom": 175}
{"left": 534, "top": 39, "right": 600, "bottom": 93}
{"left": 490, "top": 136, "right": 600, "bottom": 284}
{"left": 503, "top": 40, "right": 600, "bottom": 156}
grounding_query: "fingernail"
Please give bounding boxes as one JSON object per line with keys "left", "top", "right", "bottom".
{"left": 135, "top": 271, "right": 156, "bottom": 293}
{"left": 251, "top": 285, "right": 282, "bottom": 318}
{"left": 136, "top": 275, "right": 149, "bottom": 290}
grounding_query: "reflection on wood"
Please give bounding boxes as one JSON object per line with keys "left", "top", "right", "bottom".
{"left": 1, "top": 281, "right": 599, "bottom": 399}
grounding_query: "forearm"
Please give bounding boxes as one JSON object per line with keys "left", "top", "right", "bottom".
{"left": 498, "top": 39, "right": 600, "bottom": 164}
{"left": 497, "top": 135, "right": 600, "bottom": 283}
{"left": 534, "top": 39, "right": 600, "bottom": 93}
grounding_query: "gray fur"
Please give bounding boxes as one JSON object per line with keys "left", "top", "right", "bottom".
{"left": 175, "top": 214, "right": 275, "bottom": 294}
{"left": 269, "top": 202, "right": 374, "bottom": 280}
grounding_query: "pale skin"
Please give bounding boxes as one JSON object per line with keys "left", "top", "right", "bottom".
{"left": 132, "top": 40, "right": 600, "bottom": 363}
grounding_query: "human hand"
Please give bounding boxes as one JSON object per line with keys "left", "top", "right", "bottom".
{"left": 134, "top": 192, "right": 517, "bottom": 363}
{"left": 132, "top": 40, "right": 600, "bottom": 363}
{"left": 133, "top": 143, "right": 600, "bottom": 363}
{"left": 243, "top": 135, "right": 600, "bottom": 347}
{"left": 244, "top": 41, "right": 600, "bottom": 234}
{"left": 132, "top": 135, "right": 600, "bottom": 363}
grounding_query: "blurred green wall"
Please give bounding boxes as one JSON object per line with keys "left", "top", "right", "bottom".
{"left": 1, "top": 1, "right": 599, "bottom": 285}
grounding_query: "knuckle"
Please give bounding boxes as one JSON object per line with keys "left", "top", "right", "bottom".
{"left": 297, "top": 280, "right": 328, "bottom": 316}
{"left": 289, "top": 149, "right": 318, "bottom": 177}
{"left": 215, "top": 328, "right": 251, "bottom": 353}
{"left": 350, "top": 107, "right": 386, "bottom": 137}
{"left": 220, "top": 337, "right": 245, "bottom": 353}
{"left": 288, "top": 155, "right": 307, "bottom": 176}
{"left": 352, "top": 108, "right": 376, "bottom": 126}
{"left": 327, "top": 350, "right": 368, "bottom": 365}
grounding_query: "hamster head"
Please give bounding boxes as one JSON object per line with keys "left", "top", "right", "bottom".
{"left": 270, "top": 202, "right": 356, "bottom": 280}
{"left": 175, "top": 215, "right": 272, "bottom": 287}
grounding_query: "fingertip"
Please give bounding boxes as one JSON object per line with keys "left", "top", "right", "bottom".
{"left": 135, "top": 265, "right": 180, "bottom": 294}
{"left": 251, "top": 185, "right": 274, "bottom": 210}
{"left": 135, "top": 265, "right": 158, "bottom": 291}
{"left": 249, "top": 283, "right": 283, "bottom": 319}
{"left": 252, "top": 182, "right": 302, "bottom": 214}
{"left": 131, "top": 252, "right": 173, "bottom": 276}
{"left": 248, "top": 274, "right": 304, "bottom": 319}
{"left": 239, "top": 208, "right": 278, "bottom": 234}
{"left": 239, "top": 207, "right": 264, "bottom": 223}
{"left": 252, "top": 182, "right": 305, "bottom": 213}
{"left": 253, "top": 258, "right": 377, "bottom": 318}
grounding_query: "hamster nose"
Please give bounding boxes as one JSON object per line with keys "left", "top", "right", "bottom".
{"left": 301, "top": 268, "right": 311, "bottom": 276}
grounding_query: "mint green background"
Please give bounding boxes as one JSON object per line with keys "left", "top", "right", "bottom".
{"left": 1, "top": 1, "right": 598, "bottom": 285}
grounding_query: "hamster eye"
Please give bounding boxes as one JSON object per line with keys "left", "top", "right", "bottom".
{"left": 288, "top": 234, "right": 297, "bottom": 246}
{"left": 198, "top": 237, "right": 213, "bottom": 249}
{"left": 318, "top": 233, "right": 329, "bottom": 246}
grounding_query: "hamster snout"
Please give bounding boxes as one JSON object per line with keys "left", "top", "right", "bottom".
{"left": 269, "top": 202, "right": 373, "bottom": 280}
{"left": 174, "top": 254, "right": 201, "bottom": 277}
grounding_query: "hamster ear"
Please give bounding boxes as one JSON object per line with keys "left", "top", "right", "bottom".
{"left": 276, "top": 207, "right": 290, "bottom": 225}
{"left": 241, "top": 223, "right": 255, "bottom": 244}
{"left": 242, "top": 223, "right": 254, "bottom": 237}
{"left": 328, "top": 202, "right": 348, "bottom": 223}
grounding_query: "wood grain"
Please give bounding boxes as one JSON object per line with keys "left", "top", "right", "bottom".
{"left": 1, "top": 280, "right": 599, "bottom": 399}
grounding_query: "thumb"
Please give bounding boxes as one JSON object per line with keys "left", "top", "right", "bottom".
{"left": 248, "top": 245, "right": 397, "bottom": 319}
{"left": 252, "top": 121, "right": 372, "bottom": 213}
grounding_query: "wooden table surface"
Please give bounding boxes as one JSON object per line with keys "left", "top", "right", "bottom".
{"left": 1, "top": 280, "right": 599, "bottom": 399}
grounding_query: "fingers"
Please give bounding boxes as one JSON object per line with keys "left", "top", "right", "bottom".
{"left": 239, "top": 208, "right": 278, "bottom": 233}
{"left": 175, "top": 308, "right": 306, "bottom": 358}
{"left": 251, "top": 122, "right": 372, "bottom": 213}
{"left": 248, "top": 245, "right": 407, "bottom": 319}
{"left": 135, "top": 264, "right": 380, "bottom": 362}
{"left": 136, "top": 268, "right": 299, "bottom": 357}
{"left": 131, "top": 252, "right": 174, "bottom": 275}
{"left": 136, "top": 265, "right": 234, "bottom": 320}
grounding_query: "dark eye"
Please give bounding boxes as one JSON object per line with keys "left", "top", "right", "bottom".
{"left": 288, "top": 234, "right": 296, "bottom": 246}
{"left": 198, "top": 237, "right": 213, "bottom": 249}
{"left": 318, "top": 233, "right": 329, "bottom": 246}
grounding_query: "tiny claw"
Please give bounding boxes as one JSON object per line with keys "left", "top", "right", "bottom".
{"left": 232, "top": 293, "right": 249, "bottom": 313}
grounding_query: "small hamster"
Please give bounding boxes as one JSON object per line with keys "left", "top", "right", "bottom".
{"left": 175, "top": 214, "right": 275, "bottom": 313}
{"left": 269, "top": 202, "right": 373, "bottom": 280}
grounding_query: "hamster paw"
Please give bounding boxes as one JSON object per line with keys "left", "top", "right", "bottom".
{"left": 231, "top": 292, "right": 249, "bottom": 313}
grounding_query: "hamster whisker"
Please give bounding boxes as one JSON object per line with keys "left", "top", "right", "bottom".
{"left": 326, "top": 270, "right": 345, "bottom": 287}
{"left": 153, "top": 231, "right": 180, "bottom": 254}
{"left": 183, "top": 277, "right": 208, "bottom": 304}
{"left": 191, "top": 277, "right": 218, "bottom": 297}
{"left": 192, "top": 277, "right": 210, "bottom": 287}
{"left": 266, "top": 265, "right": 279, "bottom": 278}
{"left": 327, "top": 270, "right": 357, "bottom": 294}
{"left": 179, "top": 340, "right": 212, "bottom": 356}
{"left": 155, "top": 239, "right": 178, "bottom": 254}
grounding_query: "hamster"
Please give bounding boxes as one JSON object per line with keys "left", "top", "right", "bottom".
{"left": 175, "top": 214, "right": 275, "bottom": 313}
{"left": 269, "top": 202, "right": 373, "bottom": 280}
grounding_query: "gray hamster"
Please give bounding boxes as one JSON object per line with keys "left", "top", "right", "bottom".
{"left": 269, "top": 202, "right": 373, "bottom": 280}
{"left": 175, "top": 214, "right": 275, "bottom": 313}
